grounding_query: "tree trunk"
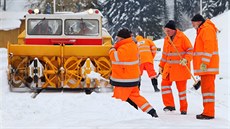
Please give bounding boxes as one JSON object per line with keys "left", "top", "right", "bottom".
{"left": 3, "top": 0, "right": 6, "bottom": 11}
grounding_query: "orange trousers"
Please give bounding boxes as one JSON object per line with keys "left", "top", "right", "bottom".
{"left": 161, "top": 77, "right": 188, "bottom": 112}
{"left": 113, "top": 86, "right": 153, "bottom": 113}
{"left": 140, "top": 62, "right": 157, "bottom": 78}
{"left": 200, "top": 74, "right": 215, "bottom": 117}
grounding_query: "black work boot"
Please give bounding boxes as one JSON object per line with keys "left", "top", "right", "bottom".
{"left": 181, "top": 111, "right": 187, "bottom": 115}
{"left": 196, "top": 114, "right": 214, "bottom": 120}
{"left": 148, "top": 108, "right": 158, "bottom": 118}
{"left": 151, "top": 78, "right": 160, "bottom": 92}
{"left": 163, "top": 106, "right": 176, "bottom": 111}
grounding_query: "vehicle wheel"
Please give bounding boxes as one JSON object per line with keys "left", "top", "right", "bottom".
{"left": 85, "top": 88, "right": 92, "bottom": 95}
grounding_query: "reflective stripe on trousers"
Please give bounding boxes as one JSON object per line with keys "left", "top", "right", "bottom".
{"left": 113, "top": 86, "right": 153, "bottom": 113}
{"left": 161, "top": 77, "right": 188, "bottom": 112}
{"left": 200, "top": 74, "right": 216, "bottom": 117}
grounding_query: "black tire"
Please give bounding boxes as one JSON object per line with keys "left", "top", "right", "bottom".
{"left": 85, "top": 88, "right": 92, "bottom": 95}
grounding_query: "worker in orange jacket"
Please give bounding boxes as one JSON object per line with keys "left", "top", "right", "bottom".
{"left": 136, "top": 35, "right": 160, "bottom": 92}
{"left": 191, "top": 14, "right": 219, "bottom": 120}
{"left": 109, "top": 28, "right": 158, "bottom": 118}
{"left": 159, "top": 20, "right": 193, "bottom": 115}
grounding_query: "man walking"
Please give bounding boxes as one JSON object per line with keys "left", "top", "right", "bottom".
{"left": 109, "top": 28, "right": 158, "bottom": 118}
{"left": 136, "top": 35, "right": 160, "bottom": 92}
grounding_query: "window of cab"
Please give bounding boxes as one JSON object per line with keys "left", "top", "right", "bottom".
{"left": 27, "top": 19, "right": 62, "bottom": 35}
{"left": 64, "top": 19, "right": 99, "bottom": 36}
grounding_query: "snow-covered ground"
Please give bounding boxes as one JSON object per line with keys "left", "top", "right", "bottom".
{"left": 1, "top": 1, "right": 230, "bottom": 129}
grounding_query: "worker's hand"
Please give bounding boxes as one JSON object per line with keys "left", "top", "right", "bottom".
{"left": 179, "top": 58, "right": 187, "bottom": 66}
{"left": 159, "top": 66, "right": 163, "bottom": 74}
{"left": 200, "top": 63, "right": 207, "bottom": 71}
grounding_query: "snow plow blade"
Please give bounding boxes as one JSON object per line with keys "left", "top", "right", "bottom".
{"left": 7, "top": 43, "right": 112, "bottom": 93}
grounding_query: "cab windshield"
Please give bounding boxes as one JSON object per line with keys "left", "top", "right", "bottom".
{"left": 65, "top": 19, "right": 99, "bottom": 36}
{"left": 27, "top": 19, "right": 62, "bottom": 35}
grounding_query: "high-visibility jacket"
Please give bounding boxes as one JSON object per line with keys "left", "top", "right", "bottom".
{"left": 193, "top": 19, "right": 219, "bottom": 76}
{"left": 159, "top": 29, "right": 193, "bottom": 81}
{"left": 109, "top": 37, "right": 140, "bottom": 87}
{"left": 136, "top": 35, "right": 157, "bottom": 64}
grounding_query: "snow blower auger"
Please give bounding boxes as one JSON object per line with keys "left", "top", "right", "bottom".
{"left": 163, "top": 28, "right": 201, "bottom": 90}
{"left": 7, "top": 9, "right": 113, "bottom": 97}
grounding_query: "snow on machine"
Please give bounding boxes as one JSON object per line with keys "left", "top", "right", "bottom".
{"left": 7, "top": 9, "right": 113, "bottom": 94}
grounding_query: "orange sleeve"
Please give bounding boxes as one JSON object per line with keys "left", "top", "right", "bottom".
{"left": 150, "top": 40, "right": 157, "bottom": 57}
{"left": 159, "top": 38, "right": 167, "bottom": 68}
{"left": 182, "top": 36, "right": 193, "bottom": 62}
{"left": 201, "top": 27, "right": 216, "bottom": 65}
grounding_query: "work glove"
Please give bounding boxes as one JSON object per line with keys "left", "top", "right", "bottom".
{"left": 159, "top": 66, "right": 163, "bottom": 74}
{"left": 200, "top": 63, "right": 207, "bottom": 71}
{"left": 179, "top": 58, "right": 187, "bottom": 66}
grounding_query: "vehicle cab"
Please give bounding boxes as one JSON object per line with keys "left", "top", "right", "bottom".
{"left": 22, "top": 9, "right": 107, "bottom": 45}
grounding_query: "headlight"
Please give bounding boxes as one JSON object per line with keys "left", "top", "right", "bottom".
{"left": 88, "top": 9, "right": 94, "bottom": 14}
{"left": 34, "top": 9, "right": 40, "bottom": 14}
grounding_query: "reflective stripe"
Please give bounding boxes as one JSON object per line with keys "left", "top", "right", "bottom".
{"left": 151, "top": 46, "right": 156, "bottom": 49}
{"left": 138, "top": 41, "right": 145, "bottom": 44}
{"left": 194, "top": 68, "right": 219, "bottom": 73}
{"left": 139, "top": 50, "right": 151, "bottom": 53}
{"left": 161, "top": 58, "right": 167, "bottom": 62}
{"left": 139, "top": 46, "right": 149, "bottom": 49}
{"left": 110, "top": 77, "right": 140, "bottom": 82}
{"left": 203, "top": 93, "right": 215, "bottom": 97}
{"left": 162, "top": 90, "right": 172, "bottom": 95}
{"left": 114, "top": 51, "right": 119, "bottom": 61}
{"left": 179, "top": 90, "right": 186, "bottom": 95}
{"left": 145, "top": 107, "right": 152, "bottom": 113}
{"left": 193, "top": 51, "right": 218, "bottom": 56}
{"left": 161, "top": 59, "right": 183, "bottom": 64}
{"left": 187, "top": 47, "right": 193, "bottom": 51}
{"left": 166, "top": 60, "right": 180, "bottom": 64}
{"left": 186, "top": 52, "right": 193, "bottom": 55}
{"left": 203, "top": 99, "right": 215, "bottom": 103}
{"left": 193, "top": 52, "right": 202, "bottom": 56}
{"left": 112, "top": 60, "right": 139, "bottom": 65}
{"left": 162, "top": 52, "right": 167, "bottom": 55}
{"left": 151, "top": 50, "right": 157, "bottom": 53}
{"left": 161, "top": 86, "right": 171, "bottom": 89}
{"left": 201, "top": 58, "right": 210, "bottom": 63}
{"left": 163, "top": 52, "right": 191, "bottom": 56}
{"left": 163, "top": 51, "right": 192, "bottom": 56}
{"left": 193, "top": 52, "right": 212, "bottom": 57}
{"left": 140, "top": 103, "right": 149, "bottom": 110}
{"left": 180, "top": 96, "right": 186, "bottom": 100}
{"left": 203, "top": 52, "right": 212, "bottom": 57}
{"left": 213, "top": 51, "right": 218, "bottom": 55}
{"left": 168, "top": 52, "right": 185, "bottom": 56}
